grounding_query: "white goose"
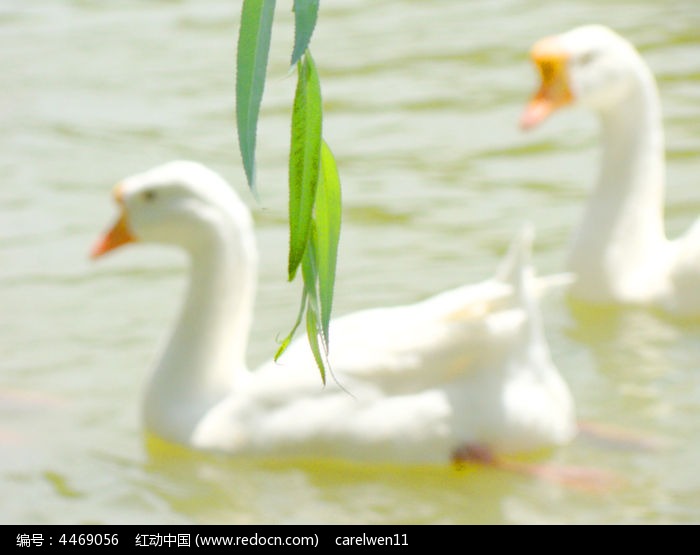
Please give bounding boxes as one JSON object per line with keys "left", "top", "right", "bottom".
{"left": 91, "top": 161, "right": 577, "bottom": 466}
{"left": 521, "top": 24, "right": 700, "bottom": 317}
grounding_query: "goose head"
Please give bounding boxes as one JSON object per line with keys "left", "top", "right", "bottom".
{"left": 520, "top": 25, "right": 647, "bottom": 129}
{"left": 91, "top": 160, "right": 253, "bottom": 258}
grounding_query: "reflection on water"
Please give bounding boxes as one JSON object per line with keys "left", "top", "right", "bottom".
{"left": 566, "top": 300, "right": 682, "bottom": 380}
{"left": 143, "top": 435, "right": 565, "bottom": 525}
{"left": 1, "top": 0, "right": 700, "bottom": 524}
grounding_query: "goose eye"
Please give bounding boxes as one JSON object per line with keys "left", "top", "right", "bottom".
{"left": 142, "top": 190, "right": 157, "bottom": 202}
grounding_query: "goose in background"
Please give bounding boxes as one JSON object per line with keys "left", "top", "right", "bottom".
{"left": 521, "top": 24, "right": 700, "bottom": 317}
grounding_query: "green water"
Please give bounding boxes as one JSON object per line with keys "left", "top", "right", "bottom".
{"left": 2, "top": 0, "right": 700, "bottom": 524}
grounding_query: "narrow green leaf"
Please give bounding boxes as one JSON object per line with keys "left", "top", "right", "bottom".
{"left": 313, "top": 140, "right": 342, "bottom": 346}
{"left": 301, "top": 234, "right": 320, "bottom": 315}
{"left": 288, "top": 51, "right": 322, "bottom": 280}
{"left": 301, "top": 234, "right": 328, "bottom": 382}
{"left": 305, "top": 304, "right": 326, "bottom": 385}
{"left": 274, "top": 289, "right": 308, "bottom": 362}
{"left": 290, "top": 0, "right": 319, "bottom": 66}
{"left": 236, "top": 0, "right": 276, "bottom": 193}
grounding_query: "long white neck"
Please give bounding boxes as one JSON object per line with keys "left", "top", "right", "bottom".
{"left": 568, "top": 62, "right": 667, "bottom": 301}
{"left": 143, "top": 220, "right": 257, "bottom": 443}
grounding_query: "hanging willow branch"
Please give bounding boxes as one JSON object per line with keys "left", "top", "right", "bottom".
{"left": 235, "top": 0, "right": 340, "bottom": 382}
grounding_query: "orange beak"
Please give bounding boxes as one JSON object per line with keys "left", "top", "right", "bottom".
{"left": 520, "top": 37, "right": 573, "bottom": 130}
{"left": 90, "top": 184, "right": 137, "bottom": 259}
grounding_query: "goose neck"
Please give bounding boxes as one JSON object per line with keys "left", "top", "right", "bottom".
{"left": 568, "top": 67, "right": 668, "bottom": 296}
{"left": 143, "top": 225, "right": 257, "bottom": 441}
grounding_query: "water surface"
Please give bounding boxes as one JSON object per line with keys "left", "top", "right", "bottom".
{"left": 1, "top": 0, "right": 700, "bottom": 524}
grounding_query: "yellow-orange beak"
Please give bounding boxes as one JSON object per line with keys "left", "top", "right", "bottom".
{"left": 90, "top": 184, "right": 136, "bottom": 259}
{"left": 520, "top": 37, "right": 573, "bottom": 130}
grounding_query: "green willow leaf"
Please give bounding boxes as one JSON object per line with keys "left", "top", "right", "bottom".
{"left": 300, "top": 238, "right": 327, "bottom": 382}
{"left": 236, "top": 0, "right": 276, "bottom": 193}
{"left": 290, "top": 0, "right": 319, "bottom": 66}
{"left": 301, "top": 232, "right": 320, "bottom": 314}
{"left": 313, "top": 140, "right": 342, "bottom": 347}
{"left": 305, "top": 299, "right": 326, "bottom": 385}
{"left": 288, "top": 51, "right": 322, "bottom": 281}
{"left": 274, "top": 289, "right": 307, "bottom": 362}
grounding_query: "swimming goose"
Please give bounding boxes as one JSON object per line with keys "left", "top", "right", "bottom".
{"left": 521, "top": 24, "right": 700, "bottom": 316}
{"left": 90, "top": 161, "right": 577, "bottom": 465}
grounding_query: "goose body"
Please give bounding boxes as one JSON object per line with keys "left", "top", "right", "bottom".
{"left": 521, "top": 25, "right": 700, "bottom": 316}
{"left": 92, "top": 161, "right": 576, "bottom": 464}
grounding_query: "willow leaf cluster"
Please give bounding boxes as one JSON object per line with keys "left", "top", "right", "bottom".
{"left": 235, "top": 0, "right": 340, "bottom": 382}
